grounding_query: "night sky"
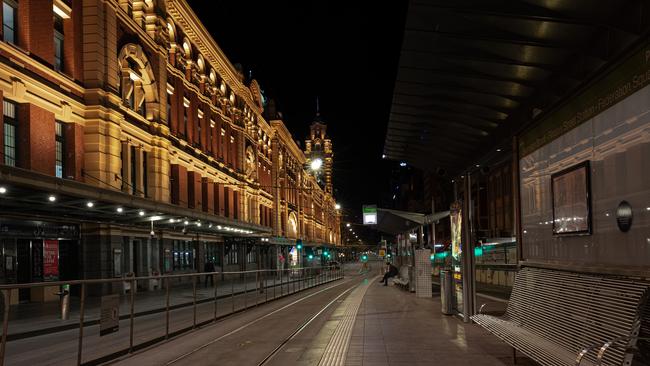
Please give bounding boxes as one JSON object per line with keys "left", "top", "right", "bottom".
{"left": 186, "top": 0, "right": 409, "bottom": 225}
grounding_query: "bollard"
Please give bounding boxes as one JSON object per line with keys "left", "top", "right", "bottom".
{"left": 213, "top": 274, "right": 218, "bottom": 322}
{"left": 165, "top": 278, "right": 170, "bottom": 339}
{"left": 56, "top": 284, "right": 71, "bottom": 320}
{"left": 77, "top": 284, "right": 86, "bottom": 366}
{"left": 0, "top": 289, "right": 10, "bottom": 366}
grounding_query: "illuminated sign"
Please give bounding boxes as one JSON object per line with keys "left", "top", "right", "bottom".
{"left": 362, "top": 205, "right": 377, "bottom": 225}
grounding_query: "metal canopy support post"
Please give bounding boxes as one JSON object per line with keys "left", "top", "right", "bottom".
{"left": 461, "top": 172, "right": 477, "bottom": 322}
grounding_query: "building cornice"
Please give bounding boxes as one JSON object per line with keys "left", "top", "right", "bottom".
{"left": 166, "top": 0, "right": 260, "bottom": 115}
{"left": 270, "top": 120, "right": 306, "bottom": 164}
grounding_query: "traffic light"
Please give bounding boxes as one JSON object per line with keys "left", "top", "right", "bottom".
{"left": 323, "top": 250, "right": 329, "bottom": 257}
{"left": 308, "top": 254, "right": 314, "bottom": 260}
{"left": 361, "top": 254, "right": 368, "bottom": 262}
{"left": 296, "top": 239, "right": 303, "bottom": 250}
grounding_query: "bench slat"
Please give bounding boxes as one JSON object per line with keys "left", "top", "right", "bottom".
{"left": 472, "top": 267, "right": 649, "bottom": 366}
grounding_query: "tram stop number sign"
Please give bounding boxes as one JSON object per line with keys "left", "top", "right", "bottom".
{"left": 100, "top": 294, "right": 120, "bottom": 336}
{"left": 379, "top": 249, "right": 386, "bottom": 257}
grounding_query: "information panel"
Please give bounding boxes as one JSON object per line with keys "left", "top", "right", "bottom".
{"left": 100, "top": 294, "right": 120, "bottom": 336}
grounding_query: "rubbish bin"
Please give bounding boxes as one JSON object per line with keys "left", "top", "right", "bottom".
{"left": 408, "top": 265, "right": 415, "bottom": 292}
{"left": 440, "top": 270, "right": 453, "bottom": 315}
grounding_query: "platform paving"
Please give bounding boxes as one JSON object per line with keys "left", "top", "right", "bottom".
{"left": 342, "top": 282, "right": 535, "bottom": 366}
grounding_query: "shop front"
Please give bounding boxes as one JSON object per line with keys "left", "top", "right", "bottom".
{"left": 0, "top": 219, "right": 79, "bottom": 303}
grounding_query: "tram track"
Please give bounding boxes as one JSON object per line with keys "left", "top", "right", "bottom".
{"left": 160, "top": 272, "right": 369, "bottom": 366}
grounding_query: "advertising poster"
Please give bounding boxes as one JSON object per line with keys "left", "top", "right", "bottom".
{"left": 551, "top": 161, "right": 592, "bottom": 235}
{"left": 449, "top": 201, "right": 464, "bottom": 314}
{"left": 43, "top": 239, "right": 59, "bottom": 281}
{"left": 450, "top": 202, "right": 462, "bottom": 261}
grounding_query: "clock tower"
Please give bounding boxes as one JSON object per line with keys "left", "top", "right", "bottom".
{"left": 304, "top": 109, "right": 333, "bottom": 194}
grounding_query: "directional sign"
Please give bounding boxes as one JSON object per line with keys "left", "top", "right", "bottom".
{"left": 362, "top": 205, "right": 377, "bottom": 225}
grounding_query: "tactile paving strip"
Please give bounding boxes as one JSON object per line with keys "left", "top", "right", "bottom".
{"left": 317, "top": 276, "right": 377, "bottom": 366}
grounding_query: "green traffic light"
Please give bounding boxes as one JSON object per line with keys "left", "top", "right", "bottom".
{"left": 308, "top": 254, "right": 314, "bottom": 260}
{"left": 297, "top": 244, "right": 303, "bottom": 250}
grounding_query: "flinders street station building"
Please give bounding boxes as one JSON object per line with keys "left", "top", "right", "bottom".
{"left": 0, "top": 0, "right": 340, "bottom": 301}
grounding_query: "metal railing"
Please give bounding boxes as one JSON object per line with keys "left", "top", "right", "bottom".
{"left": 0, "top": 265, "right": 343, "bottom": 366}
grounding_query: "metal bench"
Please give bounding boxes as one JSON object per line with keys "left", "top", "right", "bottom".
{"left": 392, "top": 266, "right": 410, "bottom": 290}
{"left": 471, "top": 267, "right": 650, "bottom": 366}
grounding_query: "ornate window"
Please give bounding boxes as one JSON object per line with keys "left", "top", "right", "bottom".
{"left": 118, "top": 43, "right": 159, "bottom": 120}
{"left": 288, "top": 212, "right": 298, "bottom": 238}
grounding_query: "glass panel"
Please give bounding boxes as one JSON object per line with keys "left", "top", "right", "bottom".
{"left": 55, "top": 140, "right": 63, "bottom": 178}
{"left": 4, "top": 123, "right": 15, "bottom": 166}
{"left": 3, "top": 100, "right": 15, "bottom": 118}
{"left": 54, "top": 32, "right": 64, "bottom": 71}
{"left": 3, "top": 1, "right": 15, "bottom": 44}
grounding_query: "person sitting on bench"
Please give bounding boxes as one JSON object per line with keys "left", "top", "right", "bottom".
{"left": 380, "top": 262, "right": 399, "bottom": 286}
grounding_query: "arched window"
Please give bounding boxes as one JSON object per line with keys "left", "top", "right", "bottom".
{"left": 118, "top": 43, "right": 159, "bottom": 120}
{"left": 288, "top": 212, "right": 298, "bottom": 238}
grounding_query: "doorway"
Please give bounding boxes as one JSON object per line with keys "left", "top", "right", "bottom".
{"left": 16, "top": 239, "right": 32, "bottom": 302}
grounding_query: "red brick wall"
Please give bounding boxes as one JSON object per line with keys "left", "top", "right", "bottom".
{"left": 170, "top": 164, "right": 188, "bottom": 207}
{"left": 210, "top": 113, "right": 218, "bottom": 158}
{"left": 231, "top": 132, "right": 238, "bottom": 171}
{"left": 216, "top": 116, "right": 224, "bottom": 161}
{"left": 228, "top": 130, "right": 234, "bottom": 168}
{"left": 233, "top": 190, "right": 239, "bottom": 220}
{"left": 64, "top": 123, "right": 84, "bottom": 181}
{"left": 187, "top": 94, "right": 196, "bottom": 145}
{"left": 18, "top": 103, "right": 55, "bottom": 175}
{"left": 212, "top": 182, "right": 220, "bottom": 215}
{"left": 63, "top": 0, "right": 83, "bottom": 80}
{"left": 223, "top": 186, "right": 230, "bottom": 217}
{"left": 18, "top": 0, "right": 55, "bottom": 66}
{"left": 201, "top": 177, "right": 213, "bottom": 213}
{"left": 170, "top": 77, "right": 182, "bottom": 135}
{"left": 199, "top": 104, "right": 207, "bottom": 151}
{"left": 0, "top": 91, "right": 3, "bottom": 163}
{"left": 187, "top": 171, "right": 201, "bottom": 209}
{"left": 223, "top": 124, "right": 229, "bottom": 164}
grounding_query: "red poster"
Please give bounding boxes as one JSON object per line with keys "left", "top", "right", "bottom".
{"left": 43, "top": 239, "right": 59, "bottom": 281}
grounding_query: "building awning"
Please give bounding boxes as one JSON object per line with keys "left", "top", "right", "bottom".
{"left": 375, "top": 208, "right": 450, "bottom": 235}
{"left": 268, "top": 237, "right": 337, "bottom": 248}
{"left": 0, "top": 165, "right": 272, "bottom": 237}
{"left": 384, "top": 0, "right": 650, "bottom": 175}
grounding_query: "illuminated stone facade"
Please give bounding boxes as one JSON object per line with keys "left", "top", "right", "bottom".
{"left": 304, "top": 119, "right": 334, "bottom": 194}
{"left": 0, "top": 0, "right": 340, "bottom": 286}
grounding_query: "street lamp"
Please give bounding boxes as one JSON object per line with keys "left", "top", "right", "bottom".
{"left": 310, "top": 158, "right": 323, "bottom": 171}
{"left": 346, "top": 223, "right": 351, "bottom": 227}
{"left": 335, "top": 203, "right": 341, "bottom": 210}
